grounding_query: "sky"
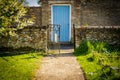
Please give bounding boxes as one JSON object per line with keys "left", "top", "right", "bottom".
{"left": 26, "top": 0, "right": 40, "bottom": 6}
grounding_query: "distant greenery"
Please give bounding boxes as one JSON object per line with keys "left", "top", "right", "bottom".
{"left": 74, "top": 40, "right": 120, "bottom": 80}
{"left": 0, "top": 52, "right": 43, "bottom": 80}
{"left": 0, "top": 0, "right": 34, "bottom": 36}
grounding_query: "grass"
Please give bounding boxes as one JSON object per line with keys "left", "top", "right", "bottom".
{"left": 74, "top": 40, "right": 120, "bottom": 80}
{"left": 0, "top": 51, "right": 43, "bottom": 80}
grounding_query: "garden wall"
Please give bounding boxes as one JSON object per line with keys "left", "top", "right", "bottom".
{"left": 0, "top": 7, "right": 47, "bottom": 51}
{"left": 75, "top": 27, "right": 120, "bottom": 47}
{"left": 0, "top": 27, "right": 47, "bottom": 51}
{"left": 74, "top": 0, "right": 120, "bottom": 47}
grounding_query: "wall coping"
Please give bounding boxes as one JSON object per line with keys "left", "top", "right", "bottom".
{"left": 75, "top": 26, "right": 120, "bottom": 29}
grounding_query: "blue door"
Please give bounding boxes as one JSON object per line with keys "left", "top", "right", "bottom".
{"left": 52, "top": 5, "right": 70, "bottom": 42}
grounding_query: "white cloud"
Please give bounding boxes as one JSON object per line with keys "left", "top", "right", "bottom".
{"left": 26, "top": 0, "right": 40, "bottom": 7}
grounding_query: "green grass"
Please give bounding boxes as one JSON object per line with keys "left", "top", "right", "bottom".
{"left": 76, "top": 53, "right": 102, "bottom": 80}
{"left": 74, "top": 40, "right": 120, "bottom": 80}
{"left": 0, "top": 52, "right": 43, "bottom": 80}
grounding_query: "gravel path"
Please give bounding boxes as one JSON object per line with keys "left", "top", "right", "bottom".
{"left": 34, "top": 46, "right": 85, "bottom": 80}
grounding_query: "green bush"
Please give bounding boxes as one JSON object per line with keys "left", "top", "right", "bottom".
{"left": 74, "top": 40, "right": 115, "bottom": 55}
{"left": 74, "top": 40, "right": 90, "bottom": 55}
{"left": 74, "top": 40, "right": 120, "bottom": 80}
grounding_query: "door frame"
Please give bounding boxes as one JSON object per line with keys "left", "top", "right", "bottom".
{"left": 51, "top": 4, "right": 71, "bottom": 42}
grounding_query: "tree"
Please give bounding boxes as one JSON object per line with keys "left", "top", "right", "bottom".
{"left": 0, "top": 0, "right": 34, "bottom": 36}
{"left": 37, "top": 0, "right": 42, "bottom": 5}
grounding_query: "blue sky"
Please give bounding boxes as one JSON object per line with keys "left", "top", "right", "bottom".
{"left": 26, "top": 0, "right": 40, "bottom": 6}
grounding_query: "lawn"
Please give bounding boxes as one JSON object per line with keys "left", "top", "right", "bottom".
{"left": 74, "top": 40, "right": 120, "bottom": 80}
{"left": 0, "top": 51, "right": 43, "bottom": 80}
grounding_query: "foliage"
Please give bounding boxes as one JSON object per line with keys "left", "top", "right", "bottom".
{"left": 74, "top": 40, "right": 112, "bottom": 55}
{"left": 74, "top": 40, "right": 120, "bottom": 80}
{"left": 38, "top": 0, "right": 41, "bottom": 4}
{"left": 0, "top": 52, "right": 43, "bottom": 80}
{"left": 0, "top": 0, "right": 34, "bottom": 36}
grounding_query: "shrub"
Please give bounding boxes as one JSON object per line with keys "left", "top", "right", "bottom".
{"left": 74, "top": 40, "right": 90, "bottom": 55}
{"left": 74, "top": 40, "right": 120, "bottom": 80}
{"left": 74, "top": 40, "right": 110, "bottom": 55}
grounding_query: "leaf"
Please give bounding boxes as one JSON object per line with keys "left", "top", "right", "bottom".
{"left": 0, "top": 0, "right": 34, "bottom": 36}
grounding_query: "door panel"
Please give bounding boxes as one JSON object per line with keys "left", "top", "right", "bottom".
{"left": 52, "top": 5, "right": 70, "bottom": 42}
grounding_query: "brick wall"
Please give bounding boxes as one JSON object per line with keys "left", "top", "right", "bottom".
{"left": 27, "top": 7, "right": 42, "bottom": 26}
{"left": 80, "top": 0, "right": 120, "bottom": 26}
{"left": 74, "top": 0, "right": 120, "bottom": 47}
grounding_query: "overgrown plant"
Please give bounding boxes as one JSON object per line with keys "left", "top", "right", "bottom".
{"left": 74, "top": 40, "right": 120, "bottom": 80}
{"left": 75, "top": 40, "right": 112, "bottom": 54}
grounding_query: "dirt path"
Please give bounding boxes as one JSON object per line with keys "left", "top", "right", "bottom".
{"left": 34, "top": 46, "right": 85, "bottom": 80}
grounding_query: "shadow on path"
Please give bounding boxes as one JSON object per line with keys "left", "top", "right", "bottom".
{"left": 45, "top": 53, "right": 74, "bottom": 57}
